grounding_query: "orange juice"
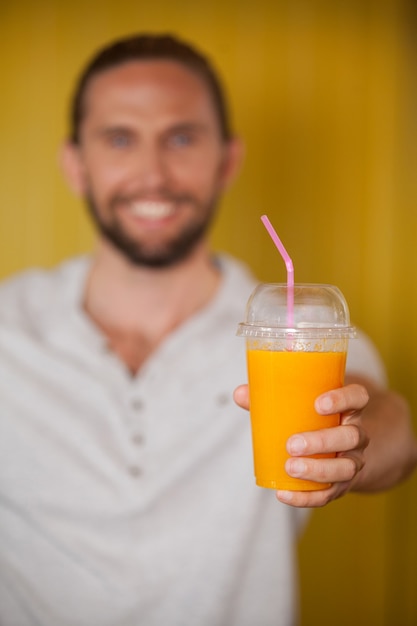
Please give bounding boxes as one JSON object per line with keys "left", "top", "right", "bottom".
{"left": 247, "top": 349, "right": 347, "bottom": 490}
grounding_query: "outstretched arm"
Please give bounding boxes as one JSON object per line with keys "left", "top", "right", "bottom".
{"left": 338, "top": 373, "right": 417, "bottom": 491}
{"left": 233, "top": 376, "right": 417, "bottom": 508}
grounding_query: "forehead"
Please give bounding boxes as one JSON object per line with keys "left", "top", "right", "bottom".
{"left": 81, "top": 59, "right": 218, "bottom": 126}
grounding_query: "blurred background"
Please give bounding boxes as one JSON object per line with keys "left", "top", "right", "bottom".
{"left": 1, "top": 0, "right": 416, "bottom": 624}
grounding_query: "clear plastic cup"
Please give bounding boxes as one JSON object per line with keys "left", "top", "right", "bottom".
{"left": 237, "top": 283, "right": 356, "bottom": 490}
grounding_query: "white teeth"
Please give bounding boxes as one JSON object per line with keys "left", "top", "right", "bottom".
{"left": 130, "top": 201, "right": 173, "bottom": 219}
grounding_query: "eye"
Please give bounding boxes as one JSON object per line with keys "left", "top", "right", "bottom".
{"left": 112, "top": 134, "right": 130, "bottom": 147}
{"left": 106, "top": 130, "right": 133, "bottom": 148}
{"left": 168, "top": 132, "right": 194, "bottom": 148}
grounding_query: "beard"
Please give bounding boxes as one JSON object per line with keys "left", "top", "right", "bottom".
{"left": 85, "top": 191, "right": 220, "bottom": 268}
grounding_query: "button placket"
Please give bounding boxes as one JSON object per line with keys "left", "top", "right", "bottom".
{"left": 125, "top": 393, "right": 146, "bottom": 477}
{"left": 131, "top": 397, "right": 144, "bottom": 412}
{"left": 131, "top": 432, "right": 145, "bottom": 446}
{"left": 128, "top": 465, "right": 142, "bottom": 478}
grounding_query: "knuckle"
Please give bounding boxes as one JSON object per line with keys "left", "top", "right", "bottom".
{"left": 314, "top": 430, "right": 328, "bottom": 453}
{"left": 362, "top": 430, "right": 370, "bottom": 449}
{"left": 345, "top": 457, "right": 357, "bottom": 481}
{"left": 316, "top": 490, "right": 334, "bottom": 508}
{"left": 338, "top": 453, "right": 363, "bottom": 480}
{"left": 356, "top": 453, "right": 366, "bottom": 472}
{"left": 359, "top": 385, "right": 370, "bottom": 406}
{"left": 341, "top": 383, "right": 369, "bottom": 412}
{"left": 346, "top": 424, "right": 361, "bottom": 449}
{"left": 315, "top": 460, "right": 331, "bottom": 482}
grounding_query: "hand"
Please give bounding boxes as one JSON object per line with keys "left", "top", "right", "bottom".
{"left": 233, "top": 383, "right": 370, "bottom": 508}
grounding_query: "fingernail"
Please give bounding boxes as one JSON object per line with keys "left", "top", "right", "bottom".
{"left": 287, "top": 435, "right": 306, "bottom": 455}
{"left": 276, "top": 490, "right": 293, "bottom": 503}
{"left": 317, "top": 395, "right": 333, "bottom": 412}
{"left": 287, "top": 459, "right": 306, "bottom": 477}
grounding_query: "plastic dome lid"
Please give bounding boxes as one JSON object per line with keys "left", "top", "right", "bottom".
{"left": 237, "top": 283, "right": 356, "bottom": 339}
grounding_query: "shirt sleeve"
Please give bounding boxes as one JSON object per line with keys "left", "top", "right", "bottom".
{"left": 346, "top": 328, "right": 388, "bottom": 387}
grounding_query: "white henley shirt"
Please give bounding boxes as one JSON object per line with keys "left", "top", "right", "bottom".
{"left": 0, "top": 254, "right": 386, "bottom": 626}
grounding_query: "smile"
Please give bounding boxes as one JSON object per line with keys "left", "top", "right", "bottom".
{"left": 129, "top": 201, "right": 174, "bottom": 220}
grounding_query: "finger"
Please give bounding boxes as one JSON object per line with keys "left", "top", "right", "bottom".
{"left": 285, "top": 453, "right": 362, "bottom": 485}
{"left": 233, "top": 384, "right": 249, "bottom": 410}
{"left": 276, "top": 485, "right": 341, "bottom": 508}
{"left": 287, "top": 423, "right": 365, "bottom": 456}
{"left": 315, "top": 384, "right": 369, "bottom": 415}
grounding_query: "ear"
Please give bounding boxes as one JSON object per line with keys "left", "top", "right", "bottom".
{"left": 58, "top": 141, "right": 87, "bottom": 197}
{"left": 219, "top": 136, "right": 245, "bottom": 190}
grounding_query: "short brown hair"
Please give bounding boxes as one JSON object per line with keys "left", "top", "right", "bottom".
{"left": 69, "top": 33, "right": 232, "bottom": 143}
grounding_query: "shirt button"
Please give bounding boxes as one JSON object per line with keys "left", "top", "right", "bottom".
{"left": 131, "top": 398, "right": 144, "bottom": 411}
{"left": 129, "top": 466, "right": 142, "bottom": 478}
{"left": 216, "top": 392, "right": 230, "bottom": 406}
{"left": 132, "top": 433, "right": 145, "bottom": 446}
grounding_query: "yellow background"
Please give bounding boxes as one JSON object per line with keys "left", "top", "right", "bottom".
{"left": 1, "top": 1, "right": 416, "bottom": 624}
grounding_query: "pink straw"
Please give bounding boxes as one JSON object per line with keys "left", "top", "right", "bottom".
{"left": 261, "top": 215, "right": 294, "bottom": 327}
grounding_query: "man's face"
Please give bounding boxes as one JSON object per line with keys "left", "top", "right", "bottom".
{"left": 71, "top": 60, "right": 236, "bottom": 267}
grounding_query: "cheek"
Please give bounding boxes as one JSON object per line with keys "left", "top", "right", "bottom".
{"left": 83, "top": 160, "right": 125, "bottom": 199}
{"left": 171, "top": 155, "right": 223, "bottom": 194}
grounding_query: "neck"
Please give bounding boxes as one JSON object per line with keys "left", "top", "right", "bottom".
{"left": 83, "top": 238, "right": 221, "bottom": 373}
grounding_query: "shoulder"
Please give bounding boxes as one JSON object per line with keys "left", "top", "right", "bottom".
{"left": 0, "top": 257, "right": 90, "bottom": 328}
{"left": 200, "top": 254, "right": 258, "bottom": 336}
{"left": 215, "top": 254, "right": 257, "bottom": 306}
{"left": 346, "top": 328, "right": 388, "bottom": 387}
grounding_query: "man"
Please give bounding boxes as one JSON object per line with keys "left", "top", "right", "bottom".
{"left": 0, "top": 33, "right": 416, "bottom": 626}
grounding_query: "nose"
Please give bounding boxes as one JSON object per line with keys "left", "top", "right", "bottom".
{"left": 132, "top": 142, "right": 167, "bottom": 190}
